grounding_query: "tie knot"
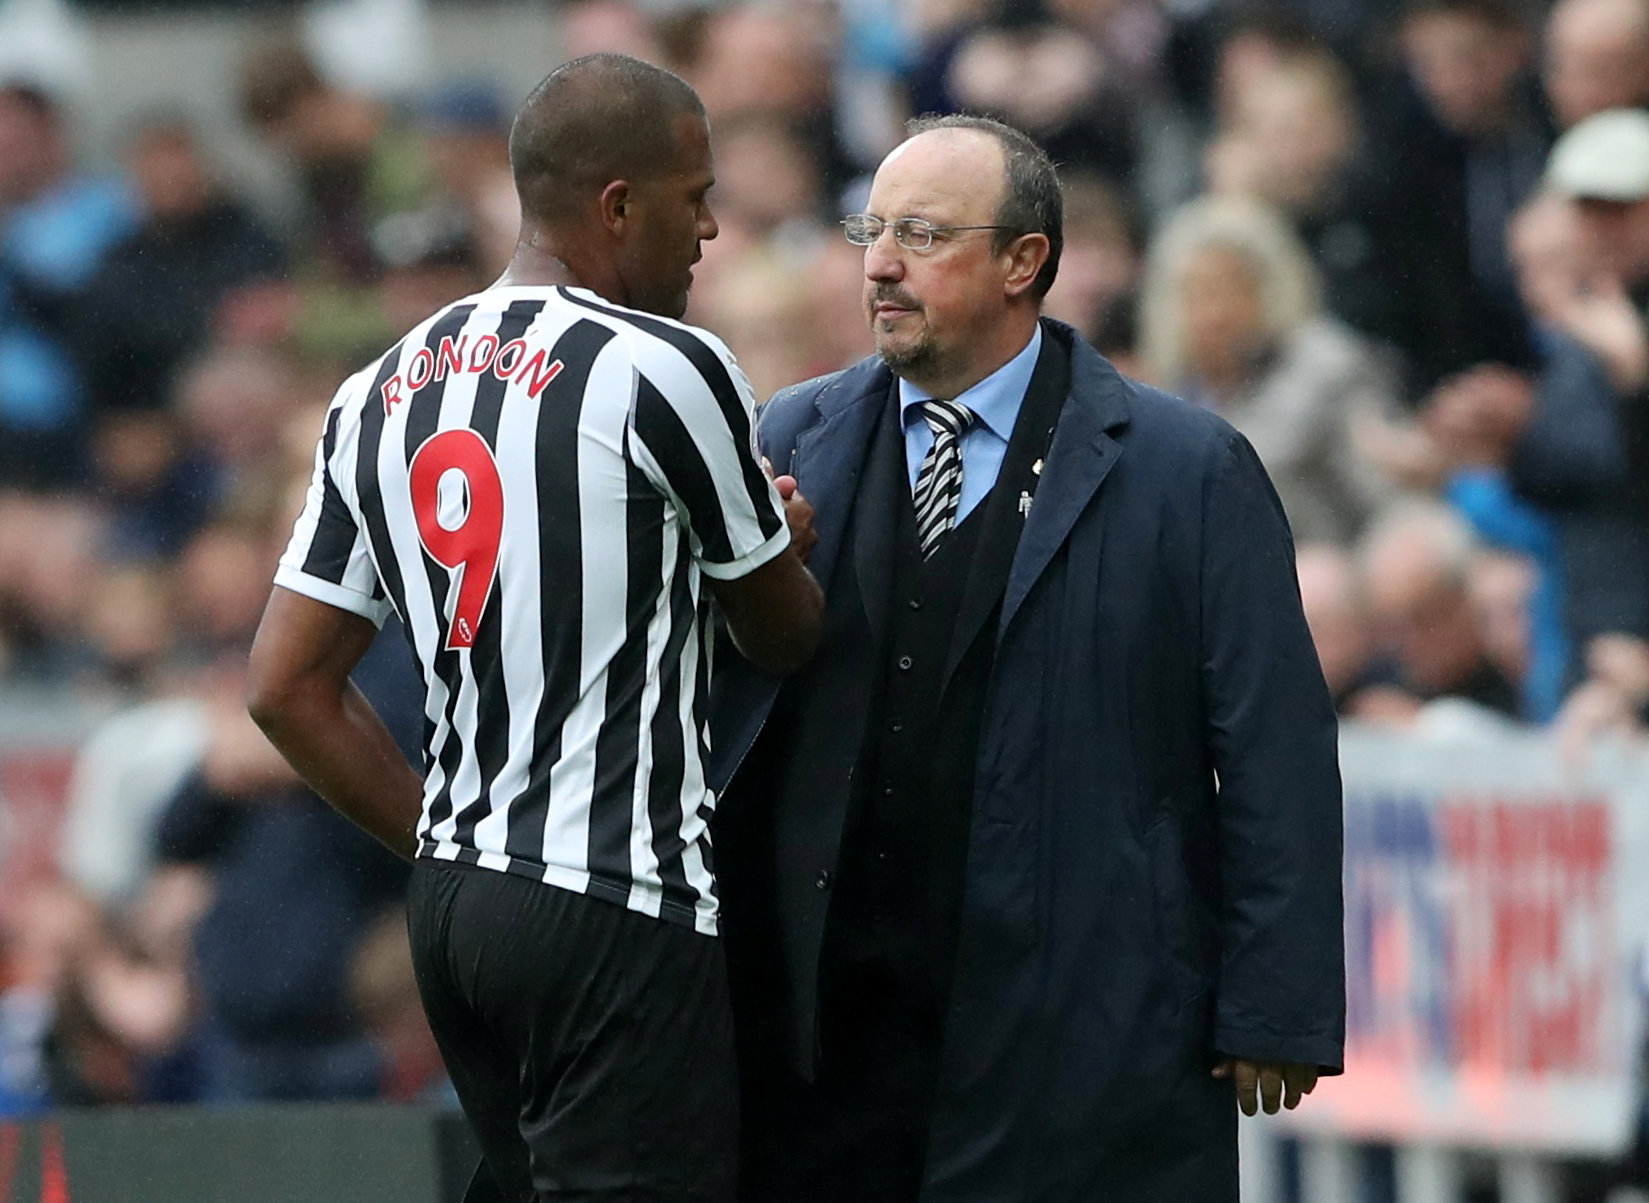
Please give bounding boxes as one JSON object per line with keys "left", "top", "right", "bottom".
{"left": 921, "top": 398, "right": 975, "bottom": 439}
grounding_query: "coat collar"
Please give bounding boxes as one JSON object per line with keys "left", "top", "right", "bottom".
{"left": 999, "top": 321, "right": 1131, "bottom": 633}
{"left": 788, "top": 357, "right": 893, "bottom": 598}
{"left": 788, "top": 320, "right": 1133, "bottom": 635}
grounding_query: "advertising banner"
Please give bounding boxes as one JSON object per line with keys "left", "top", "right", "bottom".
{"left": 1282, "top": 726, "right": 1649, "bottom": 1153}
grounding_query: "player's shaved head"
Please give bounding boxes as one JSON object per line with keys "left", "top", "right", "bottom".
{"left": 509, "top": 53, "right": 704, "bottom": 226}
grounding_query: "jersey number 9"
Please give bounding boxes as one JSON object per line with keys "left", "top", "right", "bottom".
{"left": 410, "top": 429, "right": 504, "bottom": 651}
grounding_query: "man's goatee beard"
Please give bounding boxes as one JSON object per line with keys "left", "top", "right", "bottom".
{"left": 876, "top": 339, "right": 937, "bottom": 379}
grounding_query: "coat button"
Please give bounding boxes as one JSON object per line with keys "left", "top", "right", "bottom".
{"left": 890, "top": 721, "right": 903, "bottom": 733}
{"left": 897, "top": 655, "right": 913, "bottom": 670}
{"left": 815, "top": 870, "right": 832, "bottom": 890}
{"left": 908, "top": 596, "right": 923, "bottom": 610}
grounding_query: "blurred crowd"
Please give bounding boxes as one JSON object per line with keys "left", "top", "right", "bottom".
{"left": 4, "top": 0, "right": 1649, "bottom": 1114}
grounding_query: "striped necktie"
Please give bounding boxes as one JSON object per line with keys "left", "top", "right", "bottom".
{"left": 912, "top": 398, "right": 976, "bottom": 558}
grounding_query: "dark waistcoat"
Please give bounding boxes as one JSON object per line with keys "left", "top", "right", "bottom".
{"left": 717, "top": 335, "right": 1071, "bottom": 1076}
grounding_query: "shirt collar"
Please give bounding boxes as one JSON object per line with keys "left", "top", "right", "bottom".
{"left": 898, "top": 324, "right": 1043, "bottom": 441}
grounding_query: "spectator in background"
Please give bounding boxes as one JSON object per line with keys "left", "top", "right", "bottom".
{"left": 1544, "top": 0, "right": 1649, "bottom": 129}
{"left": 43, "top": 866, "right": 205, "bottom": 1106}
{"left": 349, "top": 910, "right": 446, "bottom": 1102}
{"left": 0, "top": 80, "right": 136, "bottom": 488}
{"left": 174, "top": 346, "right": 315, "bottom": 523}
{"left": 238, "top": 40, "right": 429, "bottom": 365}
{"left": 1471, "top": 548, "right": 1542, "bottom": 696}
{"left": 1140, "top": 196, "right": 1396, "bottom": 545}
{"left": 1204, "top": 47, "right": 1389, "bottom": 339}
{"left": 1547, "top": 108, "right": 1649, "bottom": 308}
{"left": 1505, "top": 192, "right": 1649, "bottom": 662}
{"left": 74, "top": 118, "right": 285, "bottom": 562}
{"left": 1357, "top": 500, "right": 1524, "bottom": 722}
{"left": 153, "top": 671, "right": 406, "bottom": 1102}
{"left": 75, "top": 562, "right": 177, "bottom": 690}
{"left": 1556, "top": 630, "right": 1649, "bottom": 748}
{"left": 238, "top": 40, "right": 426, "bottom": 287}
{"left": 0, "top": 494, "right": 108, "bottom": 680}
{"left": 171, "top": 523, "right": 280, "bottom": 665}
{"left": 911, "top": 2, "right": 1139, "bottom": 187}
{"left": 560, "top": 0, "right": 667, "bottom": 65}
{"left": 696, "top": 248, "right": 828, "bottom": 403}
{"left": 688, "top": 3, "right": 856, "bottom": 202}
{"left": 1545, "top": 111, "right": 1649, "bottom": 629}
{"left": 707, "top": 115, "right": 824, "bottom": 242}
{"left": 1297, "top": 541, "right": 1389, "bottom": 712}
{"left": 0, "top": 883, "right": 98, "bottom": 1113}
{"left": 1358, "top": 0, "right": 1547, "bottom": 393}
{"left": 370, "top": 207, "right": 489, "bottom": 335}
{"left": 1041, "top": 171, "right": 1142, "bottom": 342}
{"left": 413, "top": 82, "right": 516, "bottom": 278}
{"left": 1416, "top": 365, "right": 1569, "bottom": 719}
{"left": 56, "top": 654, "right": 206, "bottom": 907}
{"left": 79, "top": 117, "right": 286, "bottom": 418}
{"left": 805, "top": 234, "right": 880, "bottom": 376}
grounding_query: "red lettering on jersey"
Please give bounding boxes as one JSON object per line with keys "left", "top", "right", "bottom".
{"left": 468, "top": 334, "right": 499, "bottom": 374}
{"left": 381, "top": 375, "right": 406, "bottom": 414}
{"left": 408, "top": 348, "right": 435, "bottom": 391}
{"left": 409, "top": 430, "right": 505, "bottom": 651}
{"left": 493, "top": 338, "right": 527, "bottom": 380}
{"left": 514, "top": 349, "right": 564, "bottom": 398}
{"left": 436, "top": 335, "right": 465, "bottom": 382}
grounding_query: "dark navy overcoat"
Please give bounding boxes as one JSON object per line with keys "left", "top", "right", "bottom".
{"left": 709, "top": 321, "right": 1345, "bottom": 1202}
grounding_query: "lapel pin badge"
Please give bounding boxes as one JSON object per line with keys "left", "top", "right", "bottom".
{"left": 1031, "top": 458, "right": 1043, "bottom": 475}
{"left": 1019, "top": 490, "right": 1034, "bottom": 517}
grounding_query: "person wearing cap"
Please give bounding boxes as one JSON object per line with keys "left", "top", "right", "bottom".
{"left": 1548, "top": 108, "right": 1649, "bottom": 297}
{"left": 1542, "top": 109, "right": 1649, "bottom": 748}
{"left": 1545, "top": 110, "right": 1649, "bottom": 474}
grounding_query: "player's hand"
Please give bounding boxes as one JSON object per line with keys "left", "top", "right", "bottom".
{"left": 1211, "top": 1057, "right": 1319, "bottom": 1116}
{"left": 773, "top": 475, "right": 817, "bottom": 566}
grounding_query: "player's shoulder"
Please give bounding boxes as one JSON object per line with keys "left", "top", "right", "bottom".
{"left": 551, "top": 286, "right": 737, "bottom": 378}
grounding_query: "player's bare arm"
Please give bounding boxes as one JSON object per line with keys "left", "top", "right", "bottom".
{"left": 246, "top": 586, "right": 425, "bottom": 860}
{"left": 709, "top": 482, "right": 823, "bottom": 675}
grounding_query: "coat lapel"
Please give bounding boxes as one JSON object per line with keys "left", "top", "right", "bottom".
{"left": 786, "top": 362, "right": 891, "bottom": 599}
{"left": 851, "top": 394, "right": 905, "bottom": 648}
{"left": 940, "top": 328, "right": 1070, "bottom": 690}
{"left": 999, "top": 327, "right": 1132, "bottom": 635}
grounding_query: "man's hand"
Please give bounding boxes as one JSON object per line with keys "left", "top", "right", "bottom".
{"left": 1211, "top": 1057, "right": 1319, "bottom": 1116}
{"left": 773, "top": 474, "right": 817, "bottom": 565}
{"left": 1420, "top": 365, "right": 1534, "bottom": 469}
{"left": 1544, "top": 266, "right": 1649, "bottom": 393}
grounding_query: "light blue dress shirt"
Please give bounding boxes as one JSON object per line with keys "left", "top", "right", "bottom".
{"left": 898, "top": 325, "right": 1042, "bottom": 523}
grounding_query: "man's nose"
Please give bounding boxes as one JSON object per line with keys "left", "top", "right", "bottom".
{"left": 864, "top": 231, "right": 904, "bottom": 281}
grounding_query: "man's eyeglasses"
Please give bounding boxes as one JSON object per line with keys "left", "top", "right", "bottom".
{"left": 841, "top": 214, "right": 1015, "bottom": 252}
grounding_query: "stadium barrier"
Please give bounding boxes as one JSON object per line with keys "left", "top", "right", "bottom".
{"left": 1257, "top": 723, "right": 1649, "bottom": 1203}
{"left": 0, "top": 1104, "right": 478, "bottom": 1203}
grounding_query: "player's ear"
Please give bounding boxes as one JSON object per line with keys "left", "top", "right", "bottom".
{"left": 599, "top": 180, "right": 632, "bottom": 234}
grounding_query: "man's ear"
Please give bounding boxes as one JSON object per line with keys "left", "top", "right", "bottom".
{"left": 1002, "top": 233, "right": 1051, "bottom": 299}
{"left": 599, "top": 179, "right": 632, "bottom": 234}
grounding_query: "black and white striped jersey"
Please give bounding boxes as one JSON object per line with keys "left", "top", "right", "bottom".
{"left": 275, "top": 285, "right": 789, "bottom": 935}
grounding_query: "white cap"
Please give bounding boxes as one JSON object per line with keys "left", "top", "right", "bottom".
{"left": 1547, "top": 108, "right": 1649, "bottom": 202}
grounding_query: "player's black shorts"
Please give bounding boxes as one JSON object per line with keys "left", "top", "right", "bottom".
{"left": 407, "top": 859, "right": 737, "bottom": 1203}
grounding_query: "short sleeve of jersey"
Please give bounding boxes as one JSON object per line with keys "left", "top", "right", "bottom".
{"left": 626, "top": 331, "right": 790, "bottom": 581}
{"left": 274, "top": 398, "right": 395, "bottom": 626}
